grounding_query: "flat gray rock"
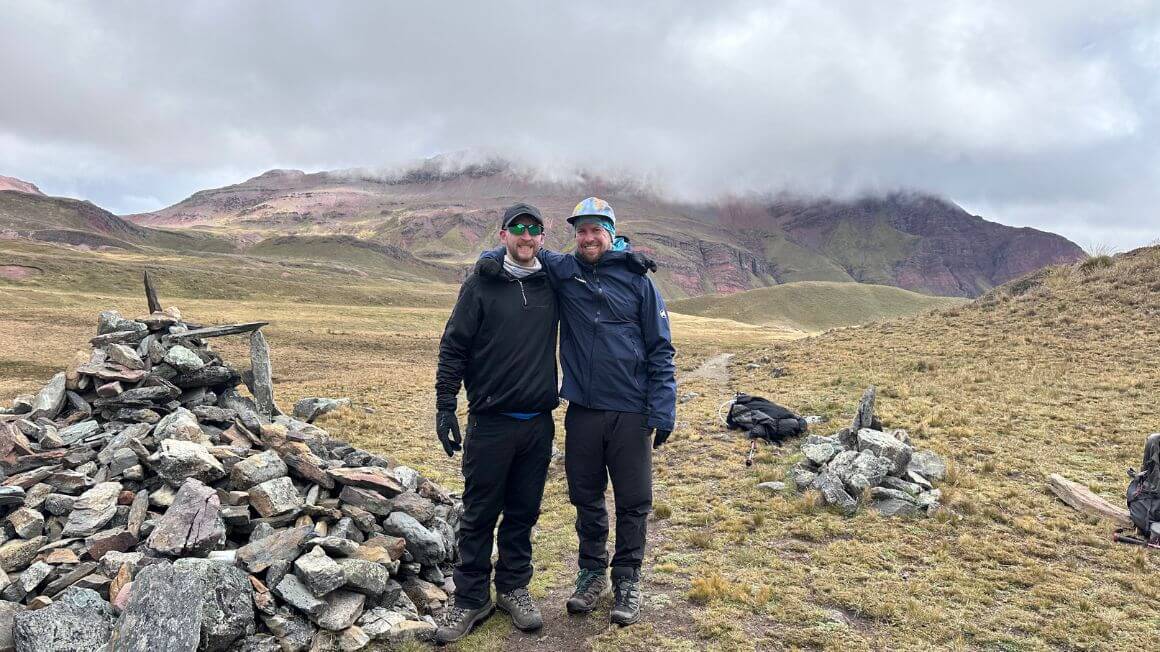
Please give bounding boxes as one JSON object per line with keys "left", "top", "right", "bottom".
{"left": 336, "top": 559, "right": 389, "bottom": 597}
{"left": 62, "top": 482, "right": 122, "bottom": 538}
{"left": 145, "top": 478, "right": 225, "bottom": 557}
{"left": 274, "top": 574, "right": 326, "bottom": 619}
{"left": 801, "top": 435, "right": 840, "bottom": 465}
{"left": 814, "top": 468, "right": 857, "bottom": 516}
{"left": 294, "top": 547, "right": 345, "bottom": 597}
{"left": 907, "top": 450, "right": 947, "bottom": 482}
{"left": 248, "top": 477, "right": 303, "bottom": 518}
{"left": 109, "top": 562, "right": 205, "bottom": 652}
{"left": 236, "top": 525, "right": 313, "bottom": 573}
{"left": 150, "top": 439, "right": 226, "bottom": 486}
{"left": 154, "top": 408, "right": 209, "bottom": 445}
{"left": 30, "top": 373, "right": 66, "bottom": 420}
{"left": 791, "top": 466, "right": 817, "bottom": 491}
{"left": 228, "top": 450, "right": 287, "bottom": 489}
{"left": 0, "top": 538, "right": 45, "bottom": 574}
{"left": 872, "top": 497, "right": 920, "bottom": 517}
{"left": 314, "top": 590, "right": 365, "bottom": 631}
{"left": 106, "top": 344, "right": 145, "bottom": 371}
{"left": 163, "top": 345, "right": 204, "bottom": 373}
{"left": 292, "top": 398, "right": 350, "bottom": 423}
{"left": 58, "top": 420, "right": 100, "bottom": 446}
{"left": 381, "top": 512, "right": 444, "bottom": 567}
{"left": 173, "top": 559, "right": 255, "bottom": 652}
{"left": 855, "top": 428, "right": 912, "bottom": 476}
{"left": 0, "top": 600, "right": 22, "bottom": 652}
{"left": 13, "top": 587, "right": 113, "bottom": 652}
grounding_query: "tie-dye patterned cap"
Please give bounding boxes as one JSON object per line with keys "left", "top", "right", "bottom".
{"left": 567, "top": 196, "right": 616, "bottom": 226}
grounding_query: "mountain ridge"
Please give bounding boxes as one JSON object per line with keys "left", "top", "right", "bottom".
{"left": 126, "top": 163, "right": 1084, "bottom": 298}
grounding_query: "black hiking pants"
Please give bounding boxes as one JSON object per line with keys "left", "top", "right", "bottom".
{"left": 565, "top": 403, "right": 653, "bottom": 577}
{"left": 453, "top": 412, "right": 553, "bottom": 609}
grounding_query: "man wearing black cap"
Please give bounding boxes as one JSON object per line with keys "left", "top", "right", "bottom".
{"left": 433, "top": 203, "right": 558, "bottom": 643}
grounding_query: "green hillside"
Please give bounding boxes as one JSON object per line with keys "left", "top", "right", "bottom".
{"left": 668, "top": 280, "right": 968, "bottom": 332}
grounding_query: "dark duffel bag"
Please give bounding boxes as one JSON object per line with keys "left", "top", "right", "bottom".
{"left": 726, "top": 393, "right": 807, "bottom": 445}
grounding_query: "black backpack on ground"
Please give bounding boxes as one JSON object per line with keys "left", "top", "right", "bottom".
{"left": 1126, "top": 433, "right": 1160, "bottom": 536}
{"left": 726, "top": 393, "right": 807, "bottom": 445}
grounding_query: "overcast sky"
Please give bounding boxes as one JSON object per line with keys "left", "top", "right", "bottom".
{"left": 2, "top": 1, "right": 1157, "bottom": 250}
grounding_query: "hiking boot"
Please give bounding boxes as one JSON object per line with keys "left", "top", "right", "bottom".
{"left": 497, "top": 587, "right": 543, "bottom": 631}
{"left": 565, "top": 568, "right": 610, "bottom": 614}
{"left": 610, "top": 574, "right": 643, "bottom": 626}
{"left": 434, "top": 601, "right": 495, "bottom": 644}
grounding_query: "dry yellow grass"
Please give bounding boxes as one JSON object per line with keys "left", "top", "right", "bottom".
{"left": 2, "top": 245, "right": 1158, "bottom": 650}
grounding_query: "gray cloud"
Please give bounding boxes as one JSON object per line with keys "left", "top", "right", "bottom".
{"left": 1, "top": 0, "right": 1157, "bottom": 250}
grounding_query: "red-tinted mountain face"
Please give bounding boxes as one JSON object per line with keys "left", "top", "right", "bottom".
{"left": 125, "top": 164, "right": 1085, "bottom": 298}
{"left": 763, "top": 194, "right": 1086, "bottom": 297}
{"left": 0, "top": 176, "right": 44, "bottom": 195}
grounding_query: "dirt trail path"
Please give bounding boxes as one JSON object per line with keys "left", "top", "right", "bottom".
{"left": 683, "top": 352, "right": 733, "bottom": 384}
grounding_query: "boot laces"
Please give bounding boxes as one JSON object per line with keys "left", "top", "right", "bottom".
{"left": 575, "top": 569, "right": 604, "bottom": 598}
{"left": 614, "top": 577, "right": 641, "bottom": 609}
{"left": 441, "top": 604, "right": 472, "bottom": 626}
{"left": 503, "top": 587, "right": 536, "bottom": 612}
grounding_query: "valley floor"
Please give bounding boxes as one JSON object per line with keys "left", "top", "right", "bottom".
{"left": 2, "top": 246, "right": 1158, "bottom": 650}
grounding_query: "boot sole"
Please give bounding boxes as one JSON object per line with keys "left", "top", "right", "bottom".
{"left": 435, "top": 604, "right": 496, "bottom": 644}
{"left": 497, "top": 601, "right": 543, "bottom": 632}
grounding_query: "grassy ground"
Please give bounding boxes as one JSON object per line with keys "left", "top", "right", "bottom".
{"left": 669, "top": 281, "right": 967, "bottom": 333}
{"left": 2, "top": 245, "right": 1159, "bottom": 650}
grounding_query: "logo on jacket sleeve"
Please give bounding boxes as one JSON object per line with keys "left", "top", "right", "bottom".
{"left": 659, "top": 310, "right": 668, "bottom": 319}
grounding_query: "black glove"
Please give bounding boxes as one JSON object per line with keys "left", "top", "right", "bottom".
{"left": 436, "top": 409, "right": 462, "bottom": 457}
{"left": 474, "top": 257, "right": 503, "bottom": 279}
{"left": 626, "top": 252, "right": 658, "bottom": 275}
{"left": 653, "top": 428, "right": 671, "bottom": 449}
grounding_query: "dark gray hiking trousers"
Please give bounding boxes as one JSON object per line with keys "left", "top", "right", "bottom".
{"left": 453, "top": 412, "right": 553, "bottom": 608}
{"left": 564, "top": 403, "right": 653, "bottom": 575}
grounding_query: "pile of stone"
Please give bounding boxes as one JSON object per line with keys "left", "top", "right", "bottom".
{"left": 790, "top": 387, "right": 947, "bottom": 517}
{"left": 0, "top": 276, "right": 459, "bottom": 651}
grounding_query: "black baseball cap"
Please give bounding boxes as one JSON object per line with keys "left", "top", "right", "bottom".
{"left": 501, "top": 203, "right": 544, "bottom": 229}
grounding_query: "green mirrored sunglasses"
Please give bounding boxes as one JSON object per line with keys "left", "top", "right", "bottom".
{"left": 506, "top": 223, "right": 543, "bottom": 236}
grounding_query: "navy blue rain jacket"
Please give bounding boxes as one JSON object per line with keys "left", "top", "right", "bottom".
{"left": 482, "top": 247, "right": 678, "bottom": 430}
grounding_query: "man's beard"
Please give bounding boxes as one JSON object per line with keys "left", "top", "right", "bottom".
{"left": 507, "top": 243, "right": 539, "bottom": 265}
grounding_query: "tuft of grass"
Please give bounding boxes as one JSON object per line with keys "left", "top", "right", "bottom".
{"left": 1079, "top": 255, "right": 1114, "bottom": 274}
{"left": 652, "top": 503, "right": 673, "bottom": 520}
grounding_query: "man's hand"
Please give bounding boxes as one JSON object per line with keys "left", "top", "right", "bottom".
{"left": 627, "top": 252, "right": 658, "bottom": 275}
{"left": 436, "top": 409, "right": 463, "bottom": 457}
{"left": 653, "top": 428, "right": 671, "bottom": 449}
{"left": 474, "top": 257, "right": 503, "bottom": 279}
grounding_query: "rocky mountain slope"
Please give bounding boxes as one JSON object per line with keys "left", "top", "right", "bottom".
{"left": 127, "top": 161, "right": 1085, "bottom": 298}
{"left": 0, "top": 187, "right": 233, "bottom": 252}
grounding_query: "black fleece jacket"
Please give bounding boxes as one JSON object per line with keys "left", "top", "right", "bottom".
{"left": 435, "top": 266, "right": 559, "bottom": 415}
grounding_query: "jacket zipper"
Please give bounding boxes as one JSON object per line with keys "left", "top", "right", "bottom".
{"left": 586, "top": 262, "right": 601, "bottom": 406}
{"left": 516, "top": 279, "right": 527, "bottom": 308}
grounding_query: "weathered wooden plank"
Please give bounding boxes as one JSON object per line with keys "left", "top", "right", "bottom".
{"left": 164, "top": 322, "right": 268, "bottom": 342}
{"left": 1047, "top": 473, "right": 1132, "bottom": 528}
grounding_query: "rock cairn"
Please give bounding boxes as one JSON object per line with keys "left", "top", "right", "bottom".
{"left": 0, "top": 275, "right": 458, "bottom": 651}
{"left": 790, "top": 387, "right": 947, "bottom": 516}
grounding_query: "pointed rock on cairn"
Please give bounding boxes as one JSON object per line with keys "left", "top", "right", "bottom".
{"left": 788, "top": 386, "right": 947, "bottom": 517}
{"left": 0, "top": 275, "right": 455, "bottom": 650}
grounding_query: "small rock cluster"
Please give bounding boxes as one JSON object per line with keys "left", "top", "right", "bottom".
{"left": 790, "top": 387, "right": 947, "bottom": 516}
{"left": 0, "top": 279, "right": 459, "bottom": 651}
